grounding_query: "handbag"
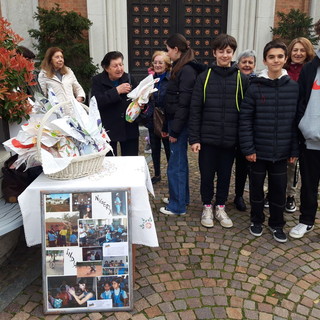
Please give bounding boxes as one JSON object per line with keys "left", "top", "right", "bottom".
{"left": 1, "top": 154, "right": 42, "bottom": 203}
{"left": 153, "top": 107, "right": 165, "bottom": 138}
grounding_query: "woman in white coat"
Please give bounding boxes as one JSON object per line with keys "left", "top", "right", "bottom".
{"left": 39, "top": 47, "right": 85, "bottom": 103}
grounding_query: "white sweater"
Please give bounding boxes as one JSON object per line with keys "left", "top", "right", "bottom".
{"left": 38, "top": 67, "right": 85, "bottom": 103}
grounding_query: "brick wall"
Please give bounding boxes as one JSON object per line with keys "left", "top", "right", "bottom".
{"left": 274, "top": 0, "right": 310, "bottom": 26}
{"left": 38, "top": 0, "right": 87, "bottom": 18}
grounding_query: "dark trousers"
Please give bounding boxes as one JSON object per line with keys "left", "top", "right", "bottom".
{"left": 148, "top": 128, "right": 170, "bottom": 177}
{"left": 235, "top": 146, "right": 249, "bottom": 197}
{"left": 249, "top": 159, "right": 287, "bottom": 228}
{"left": 108, "top": 138, "right": 139, "bottom": 156}
{"left": 199, "top": 144, "right": 235, "bottom": 205}
{"left": 299, "top": 148, "right": 320, "bottom": 225}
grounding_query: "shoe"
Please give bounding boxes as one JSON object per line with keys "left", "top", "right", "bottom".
{"left": 162, "top": 197, "right": 169, "bottom": 204}
{"left": 144, "top": 143, "right": 152, "bottom": 154}
{"left": 269, "top": 226, "right": 287, "bottom": 243}
{"left": 285, "top": 196, "right": 296, "bottom": 213}
{"left": 234, "top": 196, "right": 247, "bottom": 211}
{"left": 160, "top": 206, "right": 186, "bottom": 216}
{"left": 201, "top": 205, "right": 214, "bottom": 228}
{"left": 289, "top": 223, "right": 314, "bottom": 239}
{"left": 264, "top": 194, "right": 269, "bottom": 208}
{"left": 215, "top": 205, "right": 233, "bottom": 228}
{"left": 151, "top": 176, "right": 161, "bottom": 184}
{"left": 249, "top": 223, "right": 263, "bottom": 237}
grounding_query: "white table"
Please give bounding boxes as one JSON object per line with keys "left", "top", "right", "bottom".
{"left": 18, "top": 156, "right": 158, "bottom": 247}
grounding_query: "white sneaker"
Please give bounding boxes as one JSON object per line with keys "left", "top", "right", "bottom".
{"left": 160, "top": 206, "right": 186, "bottom": 216}
{"left": 201, "top": 205, "right": 214, "bottom": 228}
{"left": 215, "top": 205, "right": 233, "bottom": 228}
{"left": 289, "top": 223, "right": 314, "bottom": 239}
{"left": 162, "top": 197, "right": 169, "bottom": 204}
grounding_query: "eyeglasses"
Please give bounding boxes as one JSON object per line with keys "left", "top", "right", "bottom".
{"left": 152, "top": 61, "right": 165, "bottom": 65}
{"left": 109, "top": 63, "right": 124, "bottom": 69}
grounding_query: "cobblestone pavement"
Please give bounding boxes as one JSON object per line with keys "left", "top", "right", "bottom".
{"left": 1, "top": 134, "right": 320, "bottom": 319}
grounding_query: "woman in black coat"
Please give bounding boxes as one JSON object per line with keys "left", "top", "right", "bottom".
{"left": 91, "top": 51, "right": 138, "bottom": 156}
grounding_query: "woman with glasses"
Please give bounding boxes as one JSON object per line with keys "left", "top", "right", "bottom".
{"left": 145, "top": 51, "right": 171, "bottom": 184}
{"left": 91, "top": 51, "right": 138, "bottom": 156}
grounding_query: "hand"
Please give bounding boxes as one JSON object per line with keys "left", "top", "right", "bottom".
{"left": 116, "top": 83, "right": 132, "bottom": 94}
{"left": 169, "top": 136, "right": 177, "bottom": 143}
{"left": 161, "top": 132, "right": 169, "bottom": 138}
{"left": 68, "top": 288, "right": 75, "bottom": 296}
{"left": 246, "top": 153, "right": 256, "bottom": 162}
{"left": 76, "top": 97, "right": 84, "bottom": 102}
{"left": 191, "top": 143, "right": 201, "bottom": 153}
{"left": 288, "top": 157, "right": 298, "bottom": 164}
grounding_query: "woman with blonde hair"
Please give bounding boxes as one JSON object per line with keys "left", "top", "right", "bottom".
{"left": 39, "top": 47, "right": 85, "bottom": 103}
{"left": 283, "top": 37, "right": 315, "bottom": 214}
{"left": 145, "top": 51, "right": 171, "bottom": 184}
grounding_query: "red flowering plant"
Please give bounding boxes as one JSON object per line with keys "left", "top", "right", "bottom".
{"left": 0, "top": 17, "right": 35, "bottom": 124}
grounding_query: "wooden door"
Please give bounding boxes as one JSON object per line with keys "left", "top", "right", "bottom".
{"left": 127, "top": 0, "right": 228, "bottom": 80}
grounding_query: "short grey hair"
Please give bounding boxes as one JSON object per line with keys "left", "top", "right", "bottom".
{"left": 237, "top": 49, "right": 257, "bottom": 64}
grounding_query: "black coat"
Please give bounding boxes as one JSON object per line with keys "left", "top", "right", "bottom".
{"left": 239, "top": 75, "right": 299, "bottom": 161}
{"left": 91, "top": 71, "right": 139, "bottom": 142}
{"left": 189, "top": 64, "right": 249, "bottom": 148}
{"left": 165, "top": 61, "right": 206, "bottom": 138}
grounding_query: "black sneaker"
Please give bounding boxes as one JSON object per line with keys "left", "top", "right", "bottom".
{"left": 151, "top": 176, "right": 161, "bottom": 184}
{"left": 269, "top": 227, "right": 287, "bottom": 243}
{"left": 249, "top": 223, "right": 263, "bottom": 236}
{"left": 234, "top": 196, "right": 247, "bottom": 211}
{"left": 285, "top": 196, "right": 296, "bottom": 213}
{"left": 264, "top": 194, "right": 269, "bottom": 208}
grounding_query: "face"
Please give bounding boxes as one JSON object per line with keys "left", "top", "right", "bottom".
{"left": 51, "top": 51, "right": 64, "bottom": 70}
{"left": 238, "top": 56, "right": 256, "bottom": 75}
{"left": 152, "top": 55, "right": 167, "bottom": 74}
{"left": 264, "top": 48, "right": 287, "bottom": 78}
{"left": 291, "top": 42, "right": 307, "bottom": 64}
{"left": 112, "top": 281, "right": 119, "bottom": 289}
{"left": 166, "top": 45, "right": 180, "bottom": 62}
{"left": 104, "top": 283, "right": 110, "bottom": 291}
{"left": 79, "top": 283, "right": 85, "bottom": 291}
{"left": 106, "top": 57, "right": 124, "bottom": 81}
{"left": 213, "top": 45, "right": 234, "bottom": 67}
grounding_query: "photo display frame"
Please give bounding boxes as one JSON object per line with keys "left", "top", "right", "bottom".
{"left": 41, "top": 188, "right": 133, "bottom": 314}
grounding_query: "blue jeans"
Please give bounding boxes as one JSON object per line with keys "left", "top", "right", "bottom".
{"left": 166, "top": 121, "right": 189, "bottom": 214}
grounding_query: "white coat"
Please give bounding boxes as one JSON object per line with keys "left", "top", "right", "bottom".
{"left": 38, "top": 67, "right": 85, "bottom": 103}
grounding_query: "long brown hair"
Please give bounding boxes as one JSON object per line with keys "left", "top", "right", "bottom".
{"left": 284, "top": 37, "right": 315, "bottom": 69}
{"left": 40, "top": 47, "right": 68, "bottom": 78}
{"left": 166, "top": 33, "right": 194, "bottom": 79}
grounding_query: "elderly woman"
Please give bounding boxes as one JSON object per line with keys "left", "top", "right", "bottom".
{"left": 91, "top": 51, "right": 139, "bottom": 156}
{"left": 39, "top": 47, "right": 85, "bottom": 103}
{"left": 145, "top": 51, "right": 171, "bottom": 184}
{"left": 233, "top": 49, "right": 257, "bottom": 212}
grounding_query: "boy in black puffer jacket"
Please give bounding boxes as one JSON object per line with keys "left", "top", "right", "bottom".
{"left": 239, "top": 40, "right": 299, "bottom": 243}
{"left": 189, "top": 34, "right": 249, "bottom": 229}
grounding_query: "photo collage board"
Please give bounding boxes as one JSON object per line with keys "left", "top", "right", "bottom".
{"left": 41, "top": 188, "right": 132, "bottom": 314}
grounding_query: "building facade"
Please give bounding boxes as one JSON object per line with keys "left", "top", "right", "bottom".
{"left": 0, "top": 0, "right": 319, "bottom": 74}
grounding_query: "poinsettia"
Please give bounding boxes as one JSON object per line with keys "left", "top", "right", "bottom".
{"left": 0, "top": 17, "right": 35, "bottom": 123}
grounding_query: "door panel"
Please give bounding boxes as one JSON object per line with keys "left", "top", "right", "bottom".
{"left": 127, "top": 0, "right": 228, "bottom": 80}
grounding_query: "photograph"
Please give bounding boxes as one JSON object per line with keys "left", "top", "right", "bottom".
{"left": 76, "top": 261, "right": 102, "bottom": 277}
{"left": 97, "top": 276, "right": 129, "bottom": 307}
{"left": 45, "top": 193, "right": 71, "bottom": 213}
{"left": 46, "top": 250, "right": 64, "bottom": 275}
{"left": 112, "top": 191, "right": 127, "bottom": 216}
{"left": 82, "top": 247, "right": 103, "bottom": 261}
{"left": 45, "top": 212, "right": 78, "bottom": 248}
{"left": 72, "top": 192, "right": 92, "bottom": 219}
{"left": 47, "top": 276, "right": 97, "bottom": 309}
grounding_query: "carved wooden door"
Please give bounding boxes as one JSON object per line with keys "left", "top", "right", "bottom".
{"left": 127, "top": 0, "right": 228, "bottom": 80}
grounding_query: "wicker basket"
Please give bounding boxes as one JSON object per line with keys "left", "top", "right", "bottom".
{"left": 36, "top": 100, "right": 108, "bottom": 180}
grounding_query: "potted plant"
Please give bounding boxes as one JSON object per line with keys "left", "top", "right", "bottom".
{"left": 0, "top": 17, "right": 35, "bottom": 130}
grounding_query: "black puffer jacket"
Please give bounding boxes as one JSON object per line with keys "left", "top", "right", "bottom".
{"left": 239, "top": 74, "right": 299, "bottom": 161}
{"left": 91, "top": 71, "right": 138, "bottom": 142}
{"left": 165, "top": 61, "right": 206, "bottom": 138}
{"left": 189, "top": 63, "right": 249, "bottom": 148}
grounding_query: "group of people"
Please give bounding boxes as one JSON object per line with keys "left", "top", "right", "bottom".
{"left": 47, "top": 225, "right": 77, "bottom": 247}
{"left": 38, "top": 20, "right": 320, "bottom": 243}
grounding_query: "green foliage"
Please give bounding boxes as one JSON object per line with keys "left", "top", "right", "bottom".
{"left": 270, "top": 9, "right": 319, "bottom": 45}
{"left": 28, "top": 4, "right": 98, "bottom": 98}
